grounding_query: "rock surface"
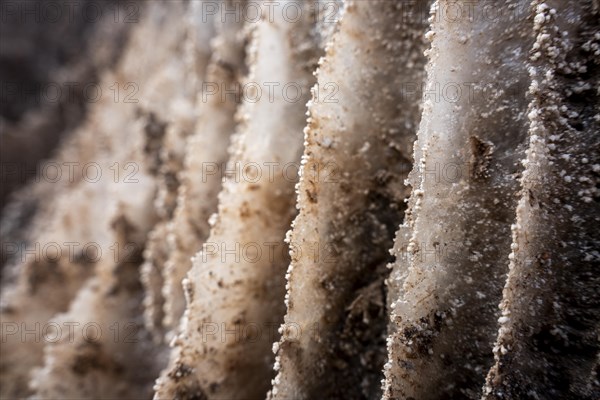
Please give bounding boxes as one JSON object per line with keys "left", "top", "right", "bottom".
{"left": 0, "top": 1, "right": 597, "bottom": 399}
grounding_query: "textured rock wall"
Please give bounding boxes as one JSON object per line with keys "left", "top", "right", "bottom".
{"left": 0, "top": 1, "right": 598, "bottom": 399}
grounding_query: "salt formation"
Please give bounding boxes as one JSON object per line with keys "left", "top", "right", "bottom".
{"left": 0, "top": 0, "right": 598, "bottom": 399}
{"left": 28, "top": 1, "right": 198, "bottom": 397}
{"left": 383, "top": 1, "right": 535, "bottom": 398}
{"left": 139, "top": 0, "right": 215, "bottom": 338}
{"left": 0, "top": 1, "right": 197, "bottom": 398}
{"left": 0, "top": 114, "right": 148, "bottom": 398}
{"left": 154, "top": 1, "right": 325, "bottom": 398}
{"left": 0, "top": 39, "right": 151, "bottom": 400}
{"left": 271, "top": 1, "right": 429, "bottom": 399}
{"left": 161, "top": 0, "right": 248, "bottom": 334}
{"left": 483, "top": 1, "right": 600, "bottom": 399}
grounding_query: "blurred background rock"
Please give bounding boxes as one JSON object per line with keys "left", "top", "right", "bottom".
{"left": 0, "top": 0, "right": 139, "bottom": 211}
